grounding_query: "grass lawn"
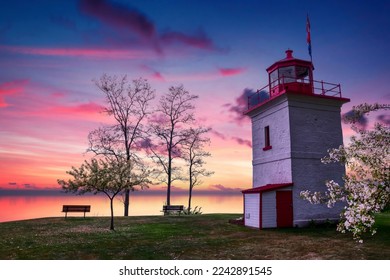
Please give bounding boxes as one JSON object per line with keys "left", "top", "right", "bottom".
{"left": 0, "top": 213, "right": 389, "bottom": 259}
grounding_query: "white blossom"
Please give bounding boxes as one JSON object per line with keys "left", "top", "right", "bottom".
{"left": 300, "top": 103, "right": 389, "bottom": 241}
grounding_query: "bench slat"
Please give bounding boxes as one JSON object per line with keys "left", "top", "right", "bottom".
{"left": 163, "top": 205, "right": 184, "bottom": 210}
{"left": 62, "top": 205, "right": 91, "bottom": 212}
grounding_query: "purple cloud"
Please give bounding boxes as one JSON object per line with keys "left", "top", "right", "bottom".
{"left": 135, "top": 137, "right": 155, "bottom": 151}
{"left": 211, "top": 129, "right": 226, "bottom": 140}
{"left": 79, "top": 0, "right": 217, "bottom": 53}
{"left": 232, "top": 137, "right": 252, "bottom": 148}
{"left": 160, "top": 29, "right": 215, "bottom": 50}
{"left": 80, "top": 0, "right": 156, "bottom": 40}
{"left": 210, "top": 184, "right": 242, "bottom": 192}
{"left": 223, "top": 88, "right": 269, "bottom": 124}
{"left": 223, "top": 88, "right": 254, "bottom": 123}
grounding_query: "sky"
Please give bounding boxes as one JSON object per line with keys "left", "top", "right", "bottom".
{"left": 0, "top": 0, "right": 389, "bottom": 194}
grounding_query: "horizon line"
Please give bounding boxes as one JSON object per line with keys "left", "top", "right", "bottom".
{"left": 0, "top": 187, "right": 244, "bottom": 196}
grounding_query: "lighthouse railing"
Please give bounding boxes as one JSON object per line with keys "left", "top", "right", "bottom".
{"left": 247, "top": 77, "right": 343, "bottom": 110}
{"left": 314, "top": 80, "right": 341, "bottom": 97}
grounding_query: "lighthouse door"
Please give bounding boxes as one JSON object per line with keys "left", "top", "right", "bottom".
{"left": 276, "top": 191, "right": 293, "bottom": 227}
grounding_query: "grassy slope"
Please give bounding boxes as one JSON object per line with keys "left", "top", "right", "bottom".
{"left": 0, "top": 213, "right": 389, "bottom": 260}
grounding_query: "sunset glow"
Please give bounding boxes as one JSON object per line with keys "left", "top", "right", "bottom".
{"left": 1, "top": 0, "right": 389, "bottom": 196}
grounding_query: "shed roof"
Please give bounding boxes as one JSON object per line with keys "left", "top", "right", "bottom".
{"left": 242, "top": 183, "right": 293, "bottom": 194}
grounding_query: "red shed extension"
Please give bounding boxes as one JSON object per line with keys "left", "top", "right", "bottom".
{"left": 242, "top": 183, "right": 293, "bottom": 229}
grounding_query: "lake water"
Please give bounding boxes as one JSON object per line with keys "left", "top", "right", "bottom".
{"left": 0, "top": 192, "right": 243, "bottom": 222}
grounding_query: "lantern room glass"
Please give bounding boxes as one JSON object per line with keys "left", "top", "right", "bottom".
{"left": 296, "top": 66, "right": 310, "bottom": 83}
{"left": 278, "top": 66, "right": 295, "bottom": 83}
{"left": 269, "top": 65, "right": 310, "bottom": 88}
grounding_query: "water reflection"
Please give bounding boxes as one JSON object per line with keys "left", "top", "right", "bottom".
{"left": 0, "top": 193, "right": 243, "bottom": 222}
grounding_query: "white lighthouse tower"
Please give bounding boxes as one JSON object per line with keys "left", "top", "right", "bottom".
{"left": 242, "top": 50, "right": 350, "bottom": 228}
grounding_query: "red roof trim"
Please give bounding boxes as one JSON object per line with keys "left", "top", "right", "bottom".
{"left": 242, "top": 183, "right": 293, "bottom": 194}
{"left": 244, "top": 91, "right": 350, "bottom": 116}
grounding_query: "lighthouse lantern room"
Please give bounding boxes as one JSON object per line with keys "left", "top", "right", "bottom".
{"left": 267, "top": 49, "right": 313, "bottom": 97}
{"left": 242, "top": 50, "right": 350, "bottom": 229}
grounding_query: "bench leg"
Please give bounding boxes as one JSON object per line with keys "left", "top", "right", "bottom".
{"left": 65, "top": 212, "right": 67, "bottom": 219}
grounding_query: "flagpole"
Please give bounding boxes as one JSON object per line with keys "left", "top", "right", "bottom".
{"left": 306, "top": 13, "right": 314, "bottom": 69}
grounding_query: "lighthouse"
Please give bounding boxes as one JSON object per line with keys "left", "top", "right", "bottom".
{"left": 242, "top": 50, "right": 350, "bottom": 228}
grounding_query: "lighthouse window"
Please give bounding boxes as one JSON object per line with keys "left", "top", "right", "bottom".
{"left": 296, "top": 66, "right": 309, "bottom": 82}
{"left": 263, "top": 126, "right": 272, "bottom": 151}
{"left": 278, "top": 66, "right": 295, "bottom": 83}
{"left": 270, "top": 70, "right": 278, "bottom": 88}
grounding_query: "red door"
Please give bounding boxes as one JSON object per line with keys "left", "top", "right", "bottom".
{"left": 276, "top": 191, "right": 293, "bottom": 227}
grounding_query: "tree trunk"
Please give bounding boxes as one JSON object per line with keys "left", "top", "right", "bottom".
{"left": 188, "top": 168, "right": 193, "bottom": 213}
{"left": 188, "top": 187, "right": 192, "bottom": 213}
{"left": 167, "top": 183, "right": 171, "bottom": 206}
{"left": 110, "top": 197, "right": 115, "bottom": 231}
{"left": 167, "top": 151, "right": 172, "bottom": 206}
{"left": 124, "top": 189, "right": 130, "bottom": 216}
{"left": 124, "top": 149, "right": 131, "bottom": 216}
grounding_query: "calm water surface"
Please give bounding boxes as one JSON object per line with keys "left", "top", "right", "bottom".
{"left": 0, "top": 192, "right": 243, "bottom": 222}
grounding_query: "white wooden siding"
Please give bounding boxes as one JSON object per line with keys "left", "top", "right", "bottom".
{"left": 289, "top": 97, "right": 346, "bottom": 225}
{"left": 262, "top": 191, "right": 276, "bottom": 228}
{"left": 244, "top": 194, "right": 260, "bottom": 228}
{"left": 251, "top": 98, "right": 293, "bottom": 187}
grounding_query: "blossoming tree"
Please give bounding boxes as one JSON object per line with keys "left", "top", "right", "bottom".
{"left": 58, "top": 158, "right": 150, "bottom": 230}
{"left": 301, "top": 103, "right": 389, "bottom": 242}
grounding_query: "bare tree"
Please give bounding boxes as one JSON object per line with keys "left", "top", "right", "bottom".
{"left": 58, "top": 158, "right": 150, "bottom": 230}
{"left": 88, "top": 74, "right": 155, "bottom": 216}
{"left": 149, "top": 85, "right": 198, "bottom": 206}
{"left": 183, "top": 127, "right": 214, "bottom": 212}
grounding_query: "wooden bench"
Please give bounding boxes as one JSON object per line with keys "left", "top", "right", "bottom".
{"left": 62, "top": 205, "right": 91, "bottom": 218}
{"left": 162, "top": 205, "right": 184, "bottom": 216}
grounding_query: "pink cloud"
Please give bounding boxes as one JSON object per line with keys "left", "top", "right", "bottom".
{"left": 0, "top": 81, "right": 107, "bottom": 189}
{"left": 50, "top": 92, "right": 66, "bottom": 98}
{"left": 151, "top": 72, "right": 165, "bottom": 81}
{"left": 0, "top": 45, "right": 150, "bottom": 59}
{"left": 32, "top": 102, "right": 107, "bottom": 124}
{"left": 0, "top": 79, "right": 108, "bottom": 125}
{"left": 52, "top": 102, "right": 103, "bottom": 115}
{"left": 160, "top": 67, "right": 247, "bottom": 83}
{"left": 140, "top": 65, "right": 165, "bottom": 81}
{"left": 218, "top": 67, "right": 246, "bottom": 77}
{"left": 0, "top": 147, "right": 91, "bottom": 189}
{"left": 0, "top": 80, "right": 29, "bottom": 107}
